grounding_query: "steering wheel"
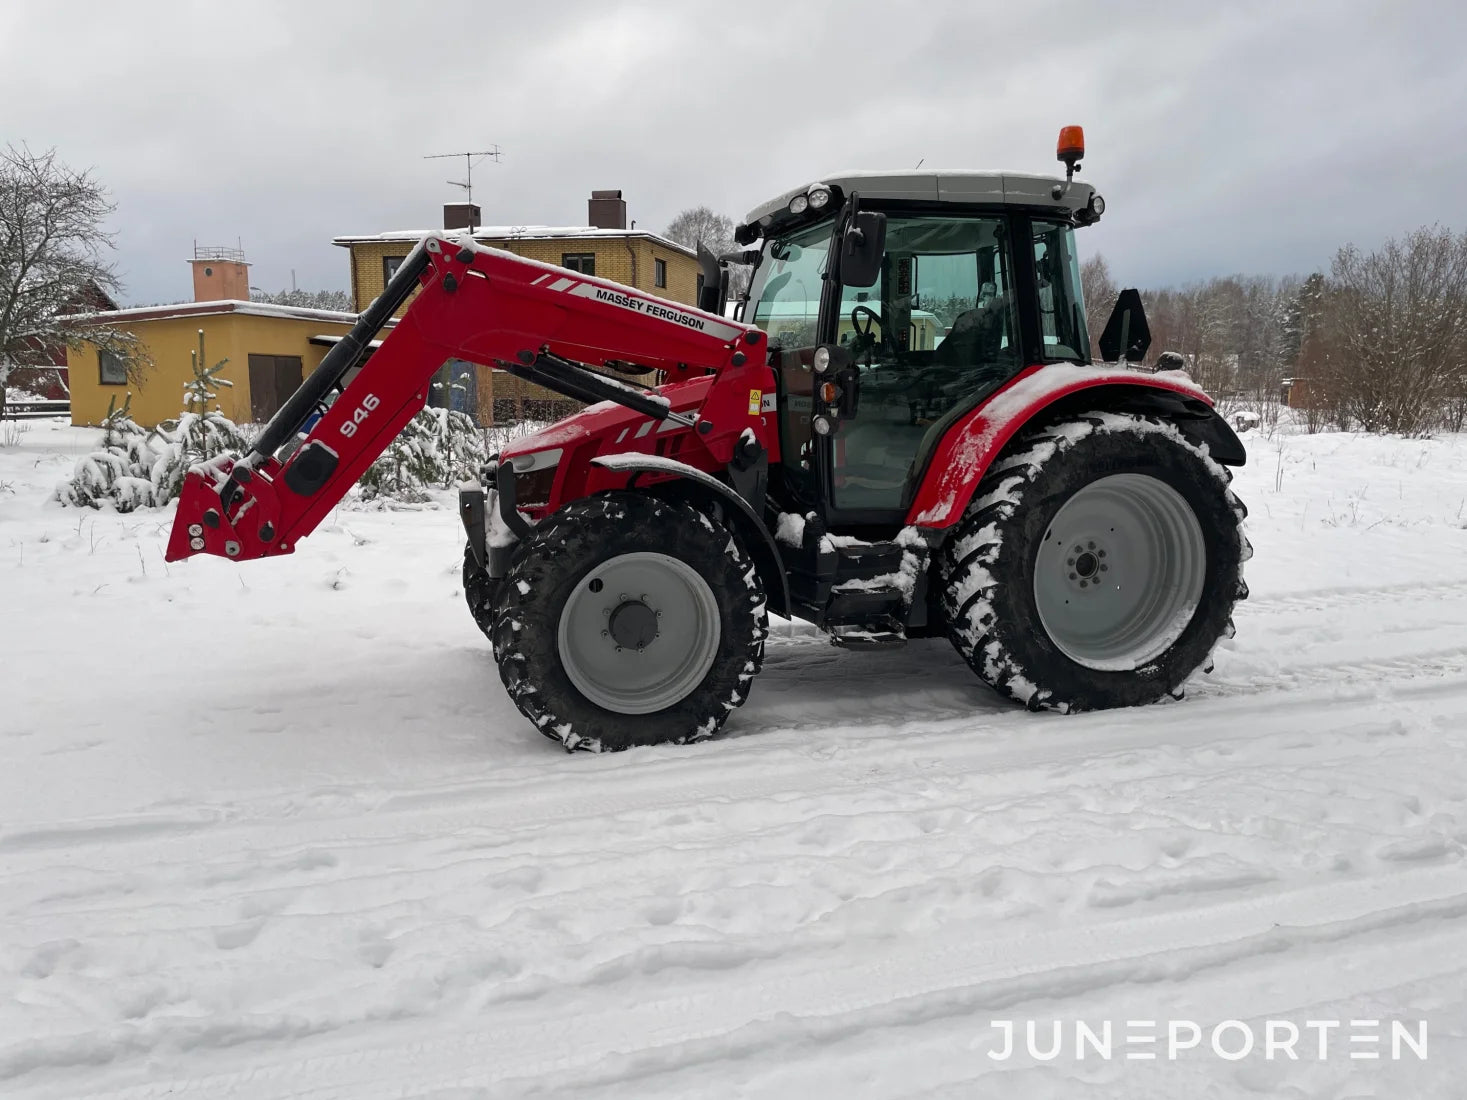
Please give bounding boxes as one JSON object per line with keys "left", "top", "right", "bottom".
{"left": 850, "top": 304, "right": 884, "bottom": 342}
{"left": 849, "top": 304, "right": 893, "bottom": 361}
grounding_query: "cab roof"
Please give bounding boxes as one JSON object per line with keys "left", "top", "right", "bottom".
{"left": 740, "top": 171, "right": 1096, "bottom": 233}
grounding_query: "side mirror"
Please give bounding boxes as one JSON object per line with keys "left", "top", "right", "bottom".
{"left": 1098, "top": 288, "right": 1153, "bottom": 364}
{"left": 840, "top": 211, "right": 887, "bottom": 288}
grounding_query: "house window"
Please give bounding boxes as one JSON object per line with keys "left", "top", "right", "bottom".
{"left": 562, "top": 253, "right": 596, "bottom": 276}
{"left": 382, "top": 254, "right": 405, "bottom": 285}
{"left": 99, "top": 348, "right": 127, "bottom": 385}
{"left": 654, "top": 258, "right": 667, "bottom": 288}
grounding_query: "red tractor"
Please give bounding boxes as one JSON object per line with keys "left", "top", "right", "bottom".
{"left": 168, "top": 129, "right": 1249, "bottom": 752}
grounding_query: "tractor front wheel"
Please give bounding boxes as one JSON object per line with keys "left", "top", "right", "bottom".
{"left": 938, "top": 411, "right": 1250, "bottom": 712}
{"left": 492, "top": 492, "right": 767, "bottom": 751}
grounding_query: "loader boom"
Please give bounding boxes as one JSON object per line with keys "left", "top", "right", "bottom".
{"left": 166, "top": 235, "right": 770, "bottom": 563}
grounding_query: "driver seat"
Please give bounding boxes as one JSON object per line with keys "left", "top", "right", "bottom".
{"left": 931, "top": 286, "right": 1009, "bottom": 370}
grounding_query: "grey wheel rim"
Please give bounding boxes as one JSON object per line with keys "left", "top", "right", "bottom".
{"left": 557, "top": 552, "right": 721, "bottom": 714}
{"left": 1033, "top": 473, "right": 1206, "bottom": 670}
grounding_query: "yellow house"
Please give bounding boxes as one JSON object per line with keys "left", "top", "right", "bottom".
{"left": 68, "top": 243, "right": 376, "bottom": 428}
{"left": 68, "top": 299, "right": 366, "bottom": 428}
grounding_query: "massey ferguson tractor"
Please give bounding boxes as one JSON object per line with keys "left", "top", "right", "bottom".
{"left": 167, "top": 128, "right": 1250, "bottom": 752}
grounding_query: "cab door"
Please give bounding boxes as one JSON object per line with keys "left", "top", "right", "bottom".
{"left": 825, "top": 214, "right": 1022, "bottom": 516}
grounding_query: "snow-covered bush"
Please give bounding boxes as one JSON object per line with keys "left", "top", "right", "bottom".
{"left": 358, "top": 406, "right": 487, "bottom": 502}
{"left": 57, "top": 332, "right": 248, "bottom": 511}
{"left": 56, "top": 394, "right": 167, "bottom": 511}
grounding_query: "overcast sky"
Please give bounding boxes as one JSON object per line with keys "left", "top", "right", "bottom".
{"left": 3, "top": 0, "right": 1463, "bottom": 306}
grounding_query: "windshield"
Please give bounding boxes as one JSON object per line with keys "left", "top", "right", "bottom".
{"left": 1032, "top": 221, "right": 1088, "bottom": 361}
{"left": 747, "top": 221, "right": 833, "bottom": 350}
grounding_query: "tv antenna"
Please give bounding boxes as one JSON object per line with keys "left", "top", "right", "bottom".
{"left": 423, "top": 147, "right": 503, "bottom": 229}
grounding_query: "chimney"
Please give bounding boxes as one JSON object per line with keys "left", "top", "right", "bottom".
{"left": 588, "top": 189, "right": 626, "bottom": 230}
{"left": 443, "top": 202, "right": 481, "bottom": 232}
{"left": 189, "top": 244, "right": 251, "bottom": 302}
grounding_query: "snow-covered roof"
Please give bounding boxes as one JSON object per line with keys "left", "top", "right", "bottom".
{"left": 332, "top": 226, "right": 697, "bottom": 258}
{"left": 71, "top": 300, "right": 364, "bottom": 325}
{"left": 743, "top": 171, "right": 1096, "bottom": 228}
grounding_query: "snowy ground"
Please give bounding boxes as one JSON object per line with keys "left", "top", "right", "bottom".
{"left": 3, "top": 416, "right": 1467, "bottom": 1098}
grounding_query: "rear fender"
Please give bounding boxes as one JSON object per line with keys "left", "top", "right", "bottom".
{"left": 904, "top": 366, "right": 1246, "bottom": 529}
{"left": 590, "top": 454, "right": 790, "bottom": 618}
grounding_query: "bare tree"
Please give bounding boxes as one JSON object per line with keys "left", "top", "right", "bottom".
{"left": 664, "top": 206, "right": 734, "bottom": 254}
{"left": 664, "top": 206, "right": 754, "bottom": 302}
{"left": 1080, "top": 253, "right": 1116, "bottom": 359}
{"left": 0, "top": 144, "right": 146, "bottom": 418}
{"left": 1314, "top": 226, "right": 1467, "bottom": 435}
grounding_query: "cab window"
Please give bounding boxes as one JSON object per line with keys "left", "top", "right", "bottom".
{"left": 1032, "top": 221, "right": 1088, "bottom": 361}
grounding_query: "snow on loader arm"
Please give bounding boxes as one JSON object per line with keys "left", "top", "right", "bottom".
{"left": 166, "top": 234, "right": 768, "bottom": 565}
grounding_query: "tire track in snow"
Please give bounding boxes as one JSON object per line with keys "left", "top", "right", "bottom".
{"left": 1193, "top": 645, "right": 1467, "bottom": 700}
{"left": 1241, "top": 576, "right": 1467, "bottom": 615}
{"left": 6, "top": 673, "right": 1465, "bottom": 978}
{"left": 39, "top": 864, "right": 1467, "bottom": 1100}
{"left": 3, "top": 650, "right": 1464, "bottom": 876}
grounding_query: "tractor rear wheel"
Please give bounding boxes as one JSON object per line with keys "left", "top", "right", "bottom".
{"left": 938, "top": 411, "right": 1250, "bottom": 712}
{"left": 492, "top": 492, "right": 767, "bottom": 751}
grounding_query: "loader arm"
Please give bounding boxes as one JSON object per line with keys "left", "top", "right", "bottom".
{"left": 166, "top": 234, "right": 768, "bottom": 563}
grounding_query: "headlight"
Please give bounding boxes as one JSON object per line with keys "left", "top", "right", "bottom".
{"left": 514, "top": 465, "right": 557, "bottom": 508}
{"left": 508, "top": 448, "right": 562, "bottom": 508}
{"left": 1090, "top": 194, "right": 1105, "bottom": 216}
{"left": 808, "top": 186, "right": 831, "bottom": 209}
{"left": 813, "top": 346, "right": 831, "bottom": 373}
{"left": 788, "top": 194, "right": 809, "bottom": 215}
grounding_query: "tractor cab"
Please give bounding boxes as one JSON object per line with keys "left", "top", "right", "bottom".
{"left": 732, "top": 167, "right": 1108, "bottom": 526}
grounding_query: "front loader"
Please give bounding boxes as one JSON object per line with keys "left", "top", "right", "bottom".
{"left": 168, "top": 127, "right": 1250, "bottom": 752}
